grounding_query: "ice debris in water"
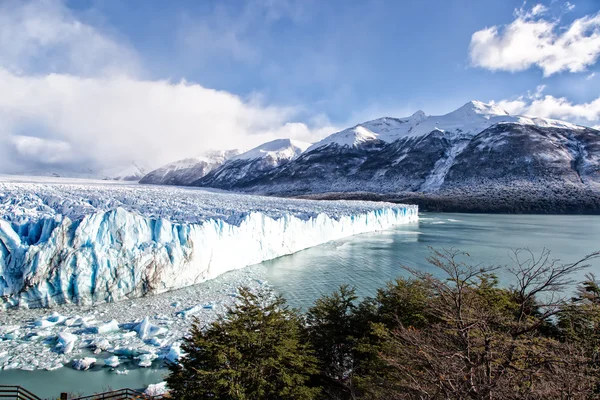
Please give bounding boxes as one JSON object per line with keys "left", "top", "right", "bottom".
{"left": 0, "top": 260, "right": 307, "bottom": 372}
{"left": 92, "top": 320, "right": 120, "bottom": 334}
{"left": 137, "top": 352, "right": 158, "bottom": 368}
{"left": 35, "top": 313, "right": 67, "bottom": 328}
{"left": 145, "top": 382, "right": 168, "bottom": 396}
{"left": 104, "top": 355, "right": 120, "bottom": 368}
{"left": 134, "top": 317, "right": 168, "bottom": 340}
{"left": 57, "top": 332, "right": 77, "bottom": 354}
{"left": 72, "top": 357, "right": 96, "bottom": 371}
{"left": 166, "top": 343, "right": 183, "bottom": 364}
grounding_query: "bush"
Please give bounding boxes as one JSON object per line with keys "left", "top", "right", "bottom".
{"left": 167, "top": 287, "right": 320, "bottom": 399}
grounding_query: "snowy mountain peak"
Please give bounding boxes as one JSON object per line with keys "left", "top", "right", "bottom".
{"left": 233, "top": 138, "right": 311, "bottom": 162}
{"left": 452, "top": 100, "right": 509, "bottom": 118}
{"left": 139, "top": 149, "right": 240, "bottom": 185}
{"left": 411, "top": 110, "right": 427, "bottom": 120}
{"left": 307, "top": 100, "right": 584, "bottom": 152}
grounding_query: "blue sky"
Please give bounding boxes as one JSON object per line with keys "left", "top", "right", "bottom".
{"left": 0, "top": 0, "right": 599, "bottom": 173}
{"left": 64, "top": 0, "right": 600, "bottom": 119}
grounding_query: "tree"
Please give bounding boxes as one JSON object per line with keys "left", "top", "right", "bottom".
{"left": 305, "top": 285, "right": 365, "bottom": 399}
{"left": 167, "top": 287, "right": 320, "bottom": 400}
{"left": 368, "top": 248, "right": 600, "bottom": 400}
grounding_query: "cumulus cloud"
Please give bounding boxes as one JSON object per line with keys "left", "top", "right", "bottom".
{"left": 491, "top": 85, "right": 600, "bottom": 128}
{"left": 0, "top": 0, "right": 336, "bottom": 175}
{"left": 470, "top": 4, "right": 600, "bottom": 76}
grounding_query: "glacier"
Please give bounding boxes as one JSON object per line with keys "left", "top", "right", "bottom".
{"left": 0, "top": 177, "right": 418, "bottom": 308}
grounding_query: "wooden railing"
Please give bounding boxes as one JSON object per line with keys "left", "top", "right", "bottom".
{"left": 0, "top": 385, "right": 166, "bottom": 400}
{"left": 0, "top": 386, "right": 42, "bottom": 400}
{"left": 69, "top": 388, "right": 165, "bottom": 400}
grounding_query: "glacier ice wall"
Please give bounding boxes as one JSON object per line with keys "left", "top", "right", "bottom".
{"left": 0, "top": 180, "right": 418, "bottom": 308}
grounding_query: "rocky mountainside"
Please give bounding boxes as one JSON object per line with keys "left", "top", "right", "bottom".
{"left": 192, "top": 139, "right": 311, "bottom": 189}
{"left": 188, "top": 101, "right": 600, "bottom": 213}
{"left": 139, "top": 150, "right": 240, "bottom": 186}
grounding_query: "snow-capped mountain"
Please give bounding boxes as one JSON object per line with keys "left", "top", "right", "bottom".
{"left": 193, "top": 139, "right": 311, "bottom": 189}
{"left": 188, "top": 101, "right": 600, "bottom": 211}
{"left": 139, "top": 149, "right": 240, "bottom": 185}
{"left": 306, "top": 100, "right": 581, "bottom": 152}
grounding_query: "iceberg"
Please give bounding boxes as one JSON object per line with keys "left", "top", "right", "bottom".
{"left": 57, "top": 331, "right": 77, "bottom": 354}
{"left": 134, "top": 317, "right": 167, "bottom": 340}
{"left": 145, "top": 382, "right": 168, "bottom": 396}
{"left": 93, "top": 320, "right": 120, "bottom": 334}
{"left": 165, "top": 343, "right": 183, "bottom": 364}
{"left": 104, "top": 355, "right": 120, "bottom": 368}
{"left": 0, "top": 179, "right": 418, "bottom": 308}
{"left": 72, "top": 357, "right": 96, "bottom": 370}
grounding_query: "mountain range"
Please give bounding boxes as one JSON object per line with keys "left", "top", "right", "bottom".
{"left": 140, "top": 101, "right": 600, "bottom": 213}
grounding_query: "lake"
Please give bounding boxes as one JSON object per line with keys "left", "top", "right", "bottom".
{"left": 1, "top": 212, "right": 599, "bottom": 398}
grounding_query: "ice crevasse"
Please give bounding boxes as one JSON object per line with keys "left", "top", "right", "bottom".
{"left": 0, "top": 180, "right": 418, "bottom": 308}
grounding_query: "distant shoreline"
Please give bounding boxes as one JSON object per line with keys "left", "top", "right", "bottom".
{"left": 293, "top": 190, "right": 600, "bottom": 215}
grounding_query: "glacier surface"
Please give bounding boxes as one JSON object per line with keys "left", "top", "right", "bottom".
{"left": 0, "top": 177, "right": 418, "bottom": 308}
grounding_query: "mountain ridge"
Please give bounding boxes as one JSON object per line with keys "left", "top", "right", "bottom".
{"left": 142, "top": 101, "right": 600, "bottom": 212}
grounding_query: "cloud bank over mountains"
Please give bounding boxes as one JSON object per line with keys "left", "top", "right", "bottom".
{"left": 0, "top": 0, "right": 335, "bottom": 175}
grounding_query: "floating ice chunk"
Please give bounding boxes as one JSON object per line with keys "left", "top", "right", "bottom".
{"left": 166, "top": 343, "right": 183, "bottom": 364}
{"left": 150, "top": 337, "right": 166, "bottom": 347}
{"left": 3, "top": 331, "right": 19, "bottom": 340}
{"left": 4, "top": 361, "right": 20, "bottom": 370}
{"left": 134, "top": 317, "right": 167, "bottom": 340}
{"left": 0, "top": 325, "right": 19, "bottom": 335}
{"left": 72, "top": 357, "right": 96, "bottom": 370}
{"left": 90, "top": 338, "right": 111, "bottom": 352}
{"left": 35, "top": 312, "right": 67, "bottom": 328}
{"left": 64, "top": 316, "right": 85, "bottom": 327}
{"left": 45, "top": 363, "right": 63, "bottom": 371}
{"left": 115, "top": 369, "right": 129, "bottom": 375}
{"left": 137, "top": 352, "right": 157, "bottom": 368}
{"left": 114, "top": 346, "right": 139, "bottom": 357}
{"left": 145, "top": 382, "right": 168, "bottom": 396}
{"left": 93, "top": 320, "right": 120, "bottom": 334}
{"left": 57, "top": 331, "right": 77, "bottom": 354}
{"left": 177, "top": 305, "right": 207, "bottom": 318}
{"left": 104, "top": 356, "right": 120, "bottom": 368}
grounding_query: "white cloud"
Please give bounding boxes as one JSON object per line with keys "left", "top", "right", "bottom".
{"left": 587, "top": 72, "right": 596, "bottom": 80}
{"left": 0, "top": 0, "right": 336, "bottom": 175}
{"left": 564, "top": 2, "right": 576, "bottom": 12}
{"left": 0, "top": 69, "right": 336, "bottom": 174}
{"left": 0, "top": 0, "right": 139, "bottom": 77}
{"left": 470, "top": 5, "right": 600, "bottom": 76}
{"left": 526, "top": 95, "right": 600, "bottom": 122}
{"left": 491, "top": 88, "right": 600, "bottom": 127}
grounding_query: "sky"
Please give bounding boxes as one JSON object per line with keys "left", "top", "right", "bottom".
{"left": 0, "top": 0, "right": 599, "bottom": 175}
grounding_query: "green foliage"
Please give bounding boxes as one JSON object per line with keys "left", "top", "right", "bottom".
{"left": 373, "top": 277, "right": 436, "bottom": 329}
{"left": 167, "top": 287, "right": 320, "bottom": 399}
{"left": 304, "top": 285, "right": 361, "bottom": 399}
{"left": 168, "top": 249, "right": 600, "bottom": 399}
